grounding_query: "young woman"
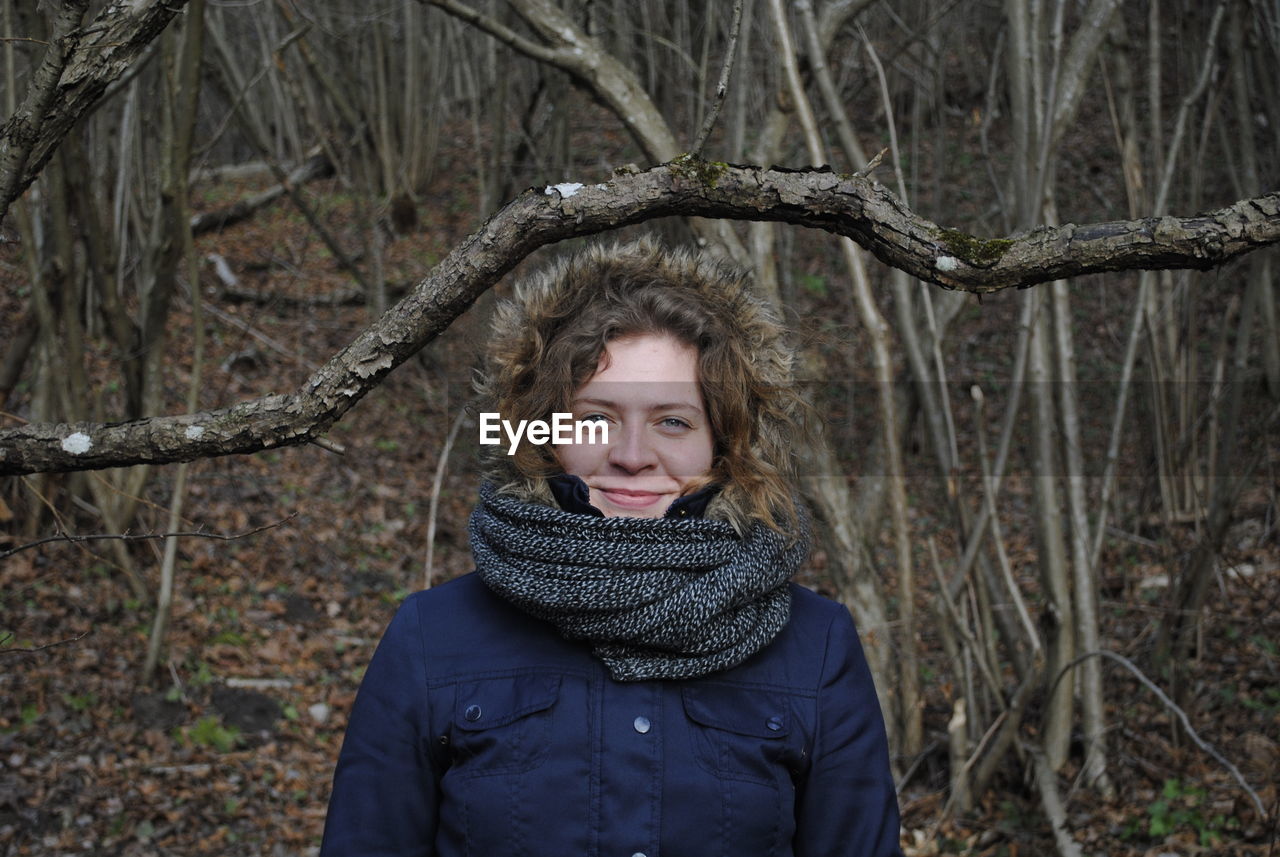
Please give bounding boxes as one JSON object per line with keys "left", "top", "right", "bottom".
{"left": 320, "top": 238, "right": 902, "bottom": 857}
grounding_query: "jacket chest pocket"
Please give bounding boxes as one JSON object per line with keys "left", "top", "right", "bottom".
{"left": 449, "top": 673, "right": 561, "bottom": 777}
{"left": 682, "top": 684, "right": 801, "bottom": 786}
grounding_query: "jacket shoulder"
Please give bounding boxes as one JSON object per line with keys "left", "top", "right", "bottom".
{"left": 785, "top": 582, "right": 861, "bottom": 650}
{"left": 402, "top": 570, "right": 492, "bottom": 610}
{"left": 787, "top": 582, "right": 852, "bottom": 622}
{"left": 395, "top": 573, "right": 596, "bottom": 680}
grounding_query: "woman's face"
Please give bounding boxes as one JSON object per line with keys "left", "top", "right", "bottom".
{"left": 557, "top": 332, "right": 714, "bottom": 518}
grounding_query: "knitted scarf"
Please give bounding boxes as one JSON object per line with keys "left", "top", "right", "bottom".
{"left": 469, "top": 482, "right": 809, "bottom": 681}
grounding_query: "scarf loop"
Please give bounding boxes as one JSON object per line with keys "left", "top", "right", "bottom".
{"left": 469, "top": 482, "right": 809, "bottom": 681}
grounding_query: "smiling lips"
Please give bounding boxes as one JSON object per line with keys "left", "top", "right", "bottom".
{"left": 596, "top": 487, "right": 670, "bottom": 510}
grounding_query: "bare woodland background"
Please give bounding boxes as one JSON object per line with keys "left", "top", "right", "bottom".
{"left": 1, "top": 0, "right": 1278, "bottom": 855}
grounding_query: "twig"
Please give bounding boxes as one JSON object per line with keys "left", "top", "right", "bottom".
{"left": 226, "top": 677, "right": 294, "bottom": 689}
{"left": 1049, "top": 649, "right": 1268, "bottom": 820}
{"left": 854, "top": 147, "right": 888, "bottom": 179}
{"left": 0, "top": 628, "right": 90, "bottom": 655}
{"left": 944, "top": 294, "right": 1036, "bottom": 608}
{"left": 423, "top": 406, "right": 470, "bottom": 589}
{"left": 0, "top": 514, "right": 297, "bottom": 560}
{"left": 167, "top": 659, "right": 188, "bottom": 703}
{"left": 972, "top": 386, "right": 1043, "bottom": 654}
{"left": 196, "top": 298, "right": 321, "bottom": 371}
{"left": 926, "top": 536, "right": 1005, "bottom": 704}
{"left": 15, "top": 473, "right": 147, "bottom": 595}
{"left": 690, "top": 0, "right": 745, "bottom": 156}
{"left": 1152, "top": 0, "right": 1229, "bottom": 213}
{"left": 309, "top": 436, "right": 346, "bottom": 455}
{"left": 894, "top": 738, "right": 940, "bottom": 795}
{"left": 205, "top": 22, "right": 372, "bottom": 297}
{"left": 150, "top": 763, "right": 212, "bottom": 775}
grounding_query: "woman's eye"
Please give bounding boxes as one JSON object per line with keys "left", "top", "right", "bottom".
{"left": 660, "top": 417, "right": 693, "bottom": 430}
{"left": 582, "top": 413, "right": 608, "bottom": 422}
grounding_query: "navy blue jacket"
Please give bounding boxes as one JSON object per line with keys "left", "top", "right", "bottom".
{"left": 320, "top": 573, "right": 902, "bottom": 857}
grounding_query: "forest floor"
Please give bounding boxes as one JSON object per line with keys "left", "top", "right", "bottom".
{"left": 2, "top": 148, "right": 1279, "bottom": 857}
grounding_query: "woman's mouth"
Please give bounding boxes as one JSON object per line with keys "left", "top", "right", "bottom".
{"left": 596, "top": 487, "right": 668, "bottom": 510}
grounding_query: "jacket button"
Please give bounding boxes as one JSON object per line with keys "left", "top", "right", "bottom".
{"left": 464, "top": 705, "right": 482, "bottom": 722}
{"left": 766, "top": 715, "right": 784, "bottom": 732}
{"left": 632, "top": 853, "right": 647, "bottom": 857}
{"left": 633, "top": 716, "right": 651, "bottom": 734}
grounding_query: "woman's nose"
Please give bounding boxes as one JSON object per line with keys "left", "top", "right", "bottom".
{"left": 607, "top": 425, "right": 657, "bottom": 473}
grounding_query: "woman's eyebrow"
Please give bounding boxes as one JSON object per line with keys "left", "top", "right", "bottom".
{"left": 648, "top": 402, "right": 704, "bottom": 414}
{"left": 573, "top": 396, "right": 704, "bottom": 414}
{"left": 572, "top": 396, "right": 621, "bottom": 409}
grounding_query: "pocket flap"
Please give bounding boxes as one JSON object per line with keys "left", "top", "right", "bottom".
{"left": 455, "top": 673, "right": 561, "bottom": 731}
{"left": 682, "top": 684, "right": 790, "bottom": 738}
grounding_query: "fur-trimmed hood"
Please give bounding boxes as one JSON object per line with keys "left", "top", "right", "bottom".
{"left": 474, "top": 237, "right": 808, "bottom": 537}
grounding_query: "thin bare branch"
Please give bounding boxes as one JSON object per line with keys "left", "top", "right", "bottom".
{"left": 1050, "top": 649, "right": 1268, "bottom": 820}
{"left": 0, "top": 514, "right": 297, "bottom": 560}
{"left": 0, "top": 629, "right": 91, "bottom": 656}
{"left": 690, "top": 0, "right": 745, "bottom": 156}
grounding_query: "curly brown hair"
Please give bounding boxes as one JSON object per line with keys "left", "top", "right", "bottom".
{"left": 476, "top": 237, "right": 811, "bottom": 537}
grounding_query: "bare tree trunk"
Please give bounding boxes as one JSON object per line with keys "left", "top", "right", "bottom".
{"left": 1157, "top": 269, "right": 1263, "bottom": 673}
{"left": 1027, "top": 291, "right": 1074, "bottom": 772}
{"left": 1049, "top": 272, "right": 1112, "bottom": 796}
{"left": 769, "top": 0, "right": 919, "bottom": 757}
{"left": 1228, "top": 2, "right": 1279, "bottom": 401}
{"left": 143, "top": 0, "right": 205, "bottom": 684}
{"left": 1001, "top": 0, "right": 1120, "bottom": 788}
{"left": 0, "top": 300, "right": 38, "bottom": 406}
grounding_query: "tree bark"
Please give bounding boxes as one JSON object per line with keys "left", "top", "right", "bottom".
{"left": 1, "top": 160, "right": 1278, "bottom": 476}
{"left": 0, "top": 0, "right": 192, "bottom": 225}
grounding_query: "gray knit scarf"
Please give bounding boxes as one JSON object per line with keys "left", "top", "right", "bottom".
{"left": 469, "top": 482, "right": 809, "bottom": 681}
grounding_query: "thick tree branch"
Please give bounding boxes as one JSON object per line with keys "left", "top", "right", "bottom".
{"left": 426, "top": 0, "right": 681, "bottom": 164}
{"left": 0, "top": 0, "right": 191, "bottom": 225}
{"left": 425, "top": 0, "right": 564, "bottom": 65}
{"left": 0, "top": 0, "right": 89, "bottom": 215}
{"left": 1, "top": 159, "right": 1277, "bottom": 476}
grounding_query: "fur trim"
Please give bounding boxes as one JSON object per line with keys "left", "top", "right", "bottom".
{"left": 474, "top": 236, "right": 805, "bottom": 537}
